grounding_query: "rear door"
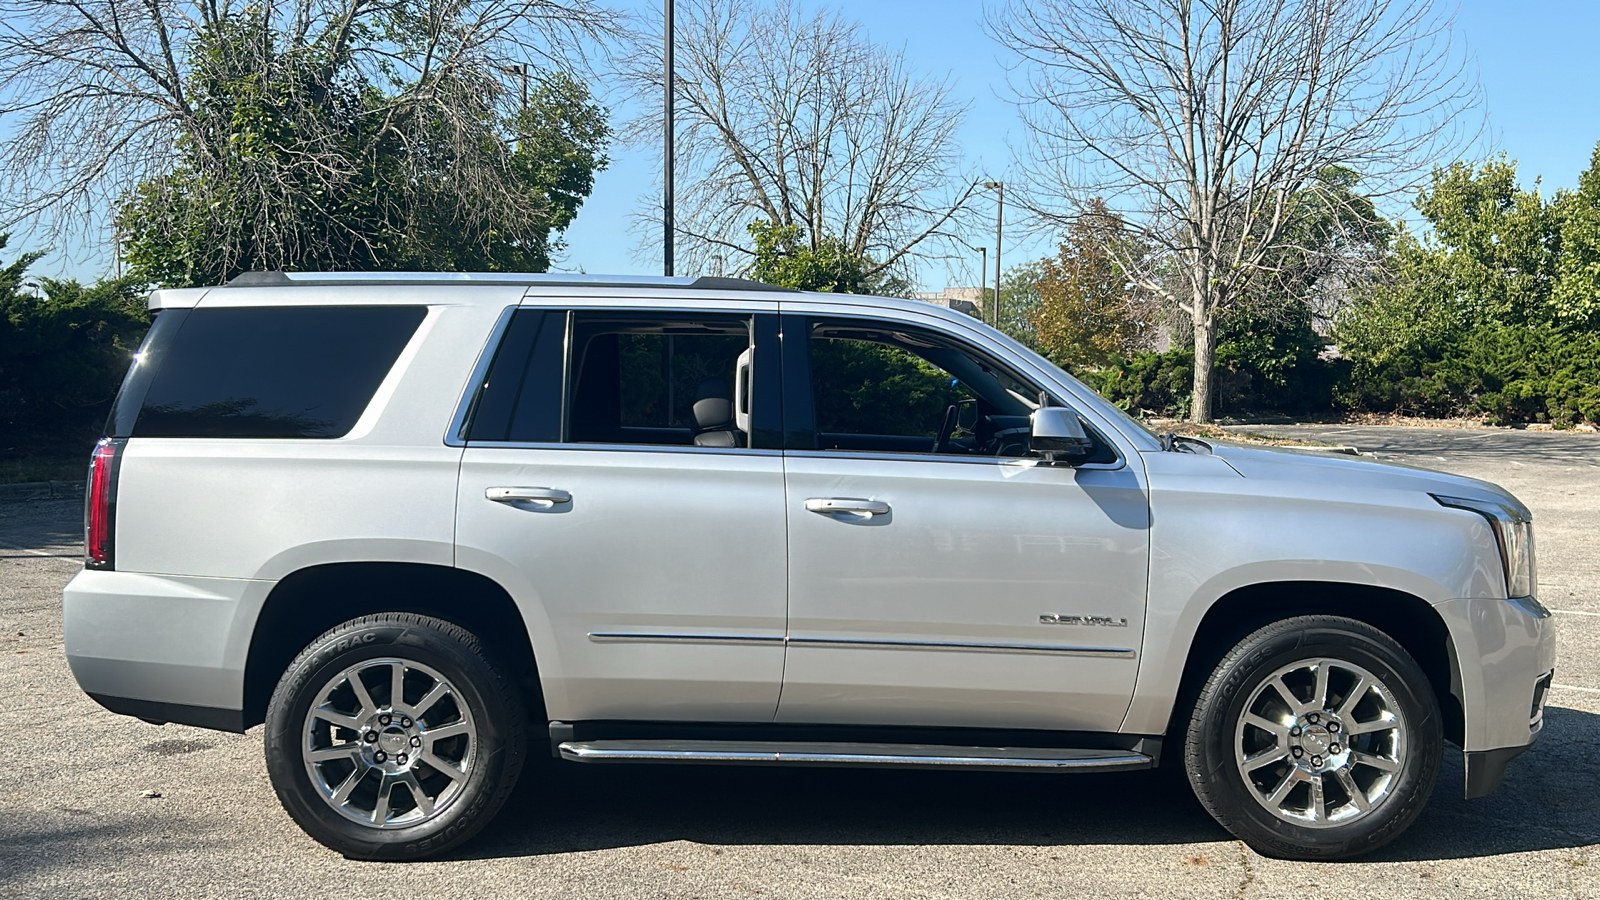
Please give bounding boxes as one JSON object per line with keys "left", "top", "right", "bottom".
{"left": 454, "top": 306, "right": 791, "bottom": 723}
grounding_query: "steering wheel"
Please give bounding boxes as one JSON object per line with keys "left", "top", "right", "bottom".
{"left": 932, "top": 403, "right": 960, "bottom": 454}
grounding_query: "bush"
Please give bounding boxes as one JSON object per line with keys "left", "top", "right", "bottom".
{"left": 0, "top": 238, "right": 150, "bottom": 431}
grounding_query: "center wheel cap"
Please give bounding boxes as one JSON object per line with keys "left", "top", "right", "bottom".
{"left": 1299, "top": 724, "right": 1332, "bottom": 756}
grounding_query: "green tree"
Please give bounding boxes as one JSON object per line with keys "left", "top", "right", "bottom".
{"left": 748, "top": 221, "right": 872, "bottom": 293}
{"left": 1028, "top": 200, "right": 1153, "bottom": 369}
{"left": 1552, "top": 142, "right": 1600, "bottom": 327}
{"left": 116, "top": 15, "right": 609, "bottom": 287}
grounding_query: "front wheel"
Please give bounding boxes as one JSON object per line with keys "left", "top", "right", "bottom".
{"left": 264, "top": 613, "right": 527, "bottom": 860}
{"left": 1184, "top": 615, "right": 1442, "bottom": 860}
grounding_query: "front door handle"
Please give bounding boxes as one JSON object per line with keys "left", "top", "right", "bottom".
{"left": 486, "top": 486, "right": 572, "bottom": 506}
{"left": 804, "top": 497, "right": 890, "bottom": 517}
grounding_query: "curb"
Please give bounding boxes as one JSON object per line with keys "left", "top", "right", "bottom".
{"left": 0, "top": 480, "right": 84, "bottom": 503}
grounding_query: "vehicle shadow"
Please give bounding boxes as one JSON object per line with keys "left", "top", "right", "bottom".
{"left": 463, "top": 705, "right": 1600, "bottom": 863}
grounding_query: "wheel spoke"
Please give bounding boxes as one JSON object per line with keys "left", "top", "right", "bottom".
{"left": 390, "top": 662, "right": 406, "bottom": 710}
{"left": 313, "top": 706, "right": 365, "bottom": 733}
{"left": 330, "top": 763, "right": 367, "bottom": 805}
{"left": 1337, "top": 676, "right": 1370, "bottom": 719}
{"left": 1242, "top": 746, "right": 1290, "bottom": 773}
{"left": 1243, "top": 712, "right": 1288, "bottom": 737}
{"left": 420, "top": 751, "right": 466, "bottom": 781}
{"left": 1265, "top": 768, "right": 1302, "bottom": 806}
{"left": 411, "top": 682, "right": 449, "bottom": 718}
{"left": 1310, "top": 772, "right": 1327, "bottom": 821}
{"left": 1344, "top": 713, "right": 1396, "bottom": 736}
{"left": 348, "top": 670, "right": 379, "bottom": 719}
{"left": 422, "top": 721, "right": 470, "bottom": 743}
{"left": 1350, "top": 751, "right": 1399, "bottom": 773}
{"left": 308, "top": 743, "right": 363, "bottom": 763}
{"left": 401, "top": 771, "right": 435, "bottom": 817}
{"left": 1269, "top": 676, "right": 1305, "bottom": 715}
{"left": 372, "top": 775, "right": 395, "bottom": 825}
{"left": 1312, "top": 663, "right": 1332, "bottom": 711}
{"left": 1334, "top": 768, "right": 1371, "bottom": 812}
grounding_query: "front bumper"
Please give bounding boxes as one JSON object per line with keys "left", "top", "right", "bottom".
{"left": 1434, "top": 595, "right": 1556, "bottom": 798}
{"left": 62, "top": 568, "right": 270, "bottom": 731}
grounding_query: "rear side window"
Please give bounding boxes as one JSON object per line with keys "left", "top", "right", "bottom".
{"left": 128, "top": 306, "right": 426, "bottom": 439}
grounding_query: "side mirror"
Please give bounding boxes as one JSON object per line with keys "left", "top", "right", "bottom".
{"left": 1030, "top": 406, "right": 1094, "bottom": 465}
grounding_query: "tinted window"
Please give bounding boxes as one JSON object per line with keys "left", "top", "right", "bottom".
{"left": 568, "top": 315, "right": 752, "bottom": 446}
{"left": 466, "top": 310, "right": 565, "bottom": 443}
{"left": 132, "top": 306, "right": 426, "bottom": 439}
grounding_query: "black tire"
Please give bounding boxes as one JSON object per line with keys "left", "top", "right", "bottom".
{"left": 265, "top": 613, "right": 527, "bottom": 860}
{"left": 1183, "top": 615, "right": 1442, "bottom": 861}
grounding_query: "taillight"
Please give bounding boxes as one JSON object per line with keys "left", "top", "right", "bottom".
{"left": 86, "top": 438, "right": 122, "bottom": 569}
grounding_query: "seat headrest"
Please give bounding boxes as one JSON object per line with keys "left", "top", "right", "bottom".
{"left": 692, "top": 376, "right": 733, "bottom": 429}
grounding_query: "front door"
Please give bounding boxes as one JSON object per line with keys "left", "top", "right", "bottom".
{"left": 776, "top": 315, "right": 1150, "bottom": 732}
{"left": 455, "top": 307, "right": 789, "bottom": 723}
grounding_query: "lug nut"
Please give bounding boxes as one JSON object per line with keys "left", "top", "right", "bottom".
{"left": 1290, "top": 726, "right": 1302, "bottom": 737}
{"left": 1311, "top": 756, "right": 1323, "bottom": 768}
{"left": 375, "top": 751, "right": 387, "bottom": 763}
{"left": 400, "top": 717, "right": 412, "bottom": 728}
{"left": 410, "top": 736, "right": 421, "bottom": 748}
{"left": 379, "top": 714, "right": 391, "bottom": 726}
{"left": 1307, "top": 713, "right": 1320, "bottom": 725}
{"left": 364, "top": 731, "right": 378, "bottom": 743}
{"left": 1291, "top": 747, "right": 1304, "bottom": 758}
{"left": 1329, "top": 743, "right": 1341, "bottom": 754}
{"left": 397, "top": 753, "right": 408, "bottom": 765}
{"left": 1327, "top": 721, "right": 1340, "bottom": 733}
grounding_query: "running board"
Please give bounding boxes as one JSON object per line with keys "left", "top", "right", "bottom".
{"left": 557, "top": 739, "right": 1153, "bottom": 773}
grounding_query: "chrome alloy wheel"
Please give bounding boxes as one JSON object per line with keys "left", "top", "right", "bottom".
{"left": 301, "top": 657, "right": 476, "bottom": 829}
{"left": 1234, "top": 658, "right": 1406, "bottom": 828}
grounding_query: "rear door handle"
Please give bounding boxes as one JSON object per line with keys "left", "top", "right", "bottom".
{"left": 486, "top": 486, "right": 572, "bottom": 506}
{"left": 804, "top": 497, "right": 890, "bottom": 517}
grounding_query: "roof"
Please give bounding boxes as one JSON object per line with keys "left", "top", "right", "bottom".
{"left": 222, "top": 271, "right": 794, "bottom": 292}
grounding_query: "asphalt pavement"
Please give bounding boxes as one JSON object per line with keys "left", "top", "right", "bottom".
{"left": 1, "top": 424, "right": 1597, "bottom": 898}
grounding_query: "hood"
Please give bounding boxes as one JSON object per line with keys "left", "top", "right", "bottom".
{"left": 1194, "top": 439, "right": 1530, "bottom": 517}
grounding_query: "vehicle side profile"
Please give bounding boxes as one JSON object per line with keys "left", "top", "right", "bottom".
{"left": 63, "top": 272, "right": 1554, "bottom": 861}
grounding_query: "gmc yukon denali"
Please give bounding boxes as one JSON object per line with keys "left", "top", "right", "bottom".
{"left": 62, "top": 272, "right": 1554, "bottom": 861}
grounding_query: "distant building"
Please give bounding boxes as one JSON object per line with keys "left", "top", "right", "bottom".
{"left": 914, "top": 287, "right": 985, "bottom": 318}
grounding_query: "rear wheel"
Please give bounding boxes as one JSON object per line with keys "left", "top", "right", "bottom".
{"left": 1184, "top": 615, "right": 1442, "bottom": 860}
{"left": 264, "top": 613, "right": 527, "bottom": 860}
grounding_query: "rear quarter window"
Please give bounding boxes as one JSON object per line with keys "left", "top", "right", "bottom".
{"left": 123, "top": 305, "right": 426, "bottom": 439}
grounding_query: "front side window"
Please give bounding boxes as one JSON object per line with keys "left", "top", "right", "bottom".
{"left": 569, "top": 314, "right": 754, "bottom": 447}
{"left": 806, "top": 319, "right": 1110, "bottom": 461}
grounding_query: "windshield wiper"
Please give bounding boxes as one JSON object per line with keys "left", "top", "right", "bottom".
{"left": 1161, "top": 432, "right": 1211, "bottom": 454}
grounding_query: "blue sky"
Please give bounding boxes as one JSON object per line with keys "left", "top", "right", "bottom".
{"left": 24, "top": 0, "right": 1600, "bottom": 286}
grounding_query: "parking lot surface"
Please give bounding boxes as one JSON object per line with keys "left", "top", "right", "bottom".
{"left": 2, "top": 424, "right": 1597, "bottom": 899}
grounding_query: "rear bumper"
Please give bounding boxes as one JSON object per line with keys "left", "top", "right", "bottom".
{"left": 63, "top": 568, "right": 269, "bottom": 731}
{"left": 1434, "top": 595, "right": 1556, "bottom": 799}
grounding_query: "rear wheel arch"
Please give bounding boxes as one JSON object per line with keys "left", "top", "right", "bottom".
{"left": 244, "top": 563, "right": 542, "bottom": 729}
{"left": 1167, "top": 581, "right": 1463, "bottom": 748}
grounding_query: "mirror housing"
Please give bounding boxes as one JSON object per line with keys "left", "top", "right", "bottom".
{"left": 1030, "top": 406, "right": 1094, "bottom": 465}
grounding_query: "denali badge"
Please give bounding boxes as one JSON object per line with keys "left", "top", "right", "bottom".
{"left": 1040, "top": 614, "right": 1128, "bottom": 627}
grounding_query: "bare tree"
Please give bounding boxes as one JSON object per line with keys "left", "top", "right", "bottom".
{"left": 623, "top": 0, "right": 978, "bottom": 280}
{"left": 990, "top": 0, "right": 1478, "bottom": 422}
{"left": 0, "top": 0, "right": 620, "bottom": 265}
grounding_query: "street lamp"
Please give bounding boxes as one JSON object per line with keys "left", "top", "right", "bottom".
{"left": 663, "top": 0, "right": 676, "bottom": 277}
{"left": 976, "top": 246, "right": 987, "bottom": 313}
{"left": 983, "top": 181, "right": 1003, "bottom": 330}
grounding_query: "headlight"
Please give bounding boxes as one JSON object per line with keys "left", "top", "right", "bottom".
{"left": 1433, "top": 494, "right": 1537, "bottom": 598}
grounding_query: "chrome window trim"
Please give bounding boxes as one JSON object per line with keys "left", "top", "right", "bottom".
{"left": 466, "top": 441, "right": 782, "bottom": 458}
{"left": 588, "top": 631, "right": 1135, "bottom": 659}
{"left": 443, "top": 305, "right": 519, "bottom": 447}
{"left": 782, "top": 448, "right": 1126, "bottom": 472}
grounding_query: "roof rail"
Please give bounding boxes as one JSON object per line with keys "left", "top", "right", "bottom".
{"left": 222, "top": 271, "right": 795, "bottom": 292}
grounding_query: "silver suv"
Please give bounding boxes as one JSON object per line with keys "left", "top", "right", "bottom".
{"left": 63, "top": 272, "right": 1554, "bottom": 862}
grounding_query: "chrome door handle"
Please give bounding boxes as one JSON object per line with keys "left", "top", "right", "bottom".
{"left": 804, "top": 497, "right": 890, "bottom": 516}
{"left": 486, "top": 486, "right": 571, "bottom": 506}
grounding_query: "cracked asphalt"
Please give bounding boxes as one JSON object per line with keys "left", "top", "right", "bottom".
{"left": 1, "top": 424, "right": 1597, "bottom": 899}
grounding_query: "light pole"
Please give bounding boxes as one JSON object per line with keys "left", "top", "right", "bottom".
{"left": 982, "top": 181, "right": 1003, "bottom": 330}
{"left": 663, "top": 0, "right": 676, "bottom": 277}
{"left": 977, "top": 246, "right": 987, "bottom": 314}
{"left": 496, "top": 64, "right": 530, "bottom": 149}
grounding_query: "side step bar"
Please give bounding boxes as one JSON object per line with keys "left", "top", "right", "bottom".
{"left": 557, "top": 739, "right": 1153, "bottom": 773}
